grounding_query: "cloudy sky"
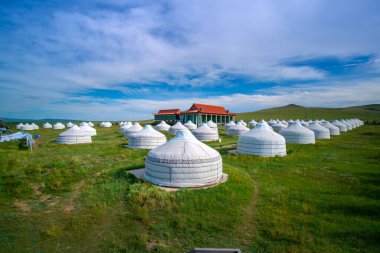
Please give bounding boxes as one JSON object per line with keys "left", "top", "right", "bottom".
{"left": 1, "top": 0, "right": 380, "bottom": 120}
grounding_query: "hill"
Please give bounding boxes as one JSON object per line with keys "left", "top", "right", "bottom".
{"left": 237, "top": 104, "right": 380, "bottom": 122}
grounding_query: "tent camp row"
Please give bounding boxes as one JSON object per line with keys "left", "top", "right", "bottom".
{"left": 16, "top": 123, "right": 39, "bottom": 130}
{"left": 16, "top": 121, "right": 95, "bottom": 130}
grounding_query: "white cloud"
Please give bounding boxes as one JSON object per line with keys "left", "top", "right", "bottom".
{"left": 2, "top": 78, "right": 379, "bottom": 120}
{"left": 0, "top": 0, "right": 380, "bottom": 119}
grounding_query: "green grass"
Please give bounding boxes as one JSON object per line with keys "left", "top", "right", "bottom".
{"left": 237, "top": 104, "right": 380, "bottom": 122}
{"left": 0, "top": 123, "right": 379, "bottom": 252}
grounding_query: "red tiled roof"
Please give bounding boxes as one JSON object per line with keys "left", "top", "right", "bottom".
{"left": 182, "top": 103, "right": 236, "bottom": 116}
{"left": 154, "top": 109, "right": 181, "bottom": 116}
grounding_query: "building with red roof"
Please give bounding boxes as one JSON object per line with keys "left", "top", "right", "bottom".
{"left": 154, "top": 103, "right": 236, "bottom": 125}
{"left": 154, "top": 109, "right": 181, "bottom": 122}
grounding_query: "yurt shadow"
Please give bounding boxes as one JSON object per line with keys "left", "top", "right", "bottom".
{"left": 113, "top": 165, "right": 144, "bottom": 183}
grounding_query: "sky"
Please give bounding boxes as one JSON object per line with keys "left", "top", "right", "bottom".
{"left": 1, "top": 0, "right": 380, "bottom": 120}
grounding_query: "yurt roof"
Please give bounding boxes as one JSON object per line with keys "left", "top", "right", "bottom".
{"left": 170, "top": 122, "right": 187, "bottom": 130}
{"left": 127, "top": 122, "right": 143, "bottom": 131}
{"left": 322, "top": 121, "right": 339, "bottom": 130}
{"left": 207, "top": 120, "right": 217, "bottom": 127}
{"left": 307, "top": 122, "right": 330, "bottom": 133}
{"left": 147, "top": 129, "right": 220, "bottom": 161}
{"left": 59, "top": 125, "right": 89, "bottom": 136}
{"left": 239, "top": 122, "right": 285, "bottom": 144}
{"left": 272, "top": 122, "right": 287, "bottom": 128}
{"left": 280, "top": 121, "right": 314, "bottom": 136}
{"left": 131, "top": 125, "right": 165, "bottom": 138}
{"left": 230, "top": 122, "right": 250, "bottom": 130}
{"left": 225, "top": 121, "right": 236, "bottom": 126}
{"left": 158, "top": 120, "right": 169, "bottom": 125}
{"left": 184, "top": 120, "right": 197, "bottom": 127}
{"left": 79, "top": 124, "right": 96, "bottom": 131}
{"left": 192, "top": 123, "right": 217, "bottom": 133}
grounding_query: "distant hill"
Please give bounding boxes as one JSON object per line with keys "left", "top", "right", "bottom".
{"left": 237, "top": 104, "right": 380, "bottom": 122}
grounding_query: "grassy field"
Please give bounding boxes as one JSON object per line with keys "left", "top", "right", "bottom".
{"left": 237, "top": 104, "right": 380, "bottom": 123}
{"left": 0, "top": 122, "right": 380, "bottom": 252}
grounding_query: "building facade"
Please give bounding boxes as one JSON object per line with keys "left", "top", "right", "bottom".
{"left": 154, "top": 103, "right": 236, "bottom": 126}
{"left": 154, "top": 109, "right": 181, "bottom": 122}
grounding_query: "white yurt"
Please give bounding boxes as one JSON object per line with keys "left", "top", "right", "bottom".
{"left": 53, "top": 122, "right": 65, "bottom": 130}
{"left": 43, "top": 122, "right": 52, "bottom": 129}
{"left": 321, "top": 122, "right": 340, "bottom": 136}
{"left": 307, "top": 122, "right": 330, "bottom": 139}
{"left": 88, "top": 122, "right": 94, "bottom": 127}
{"left": 128, "top": 125, "right": 167, "bottom": 149}
{"left": 57, "top": 125, "right": 92, "bottom": 144}
{"left": 356, "top": 118, "right": 364, "bottom": 126}
{"left": 16, "top": 123, "right": 24, "bottom": 129}
{"left": 184, "top": 120, "right": 197, "bottom": 130}
{"left": 79, "top": 122, "right": 87, "bottom": 126}
{"left": 79, "top": 122, "right": 97, "bottom": 136}
{"left": 237, "top": 121, "right": 286, "bottom": 157}
{"left": 227, "top": 122, "right": 250, "bottom": 136}
{"left": 66, "top": 122, "right": 74, "bottom": 128}
{"left": 348, "top": 119, "right": 358, "bottom": 128}
{"left": 271, "top": 122, "right": 287, "bottom": 133}
{"left": 156, "top": 121, "right": 171, "bottom": 131}
{"left": 237, "top": 120, "right": 247, "bottom": 127}
{"left": 100, "top": 121, "right": 112, "bottom": 128}
{"left": 207, "top": 120, "right": 218, "bottom": 129}
{"left": 248, "top": 120, "right": 257, "bottom": 127}
{"left": 21, "top": 123, "right": 34, "bottom": 131}
{"left": 268, "top": 119, "right": 277, "bottom": 126}
{"left": 300, "top": 120, "right": 309, "bottom": 127}
{"left": 168, "top": 122, "right": 187, "bottom": 135}
{"left": 331, "top": 120, "right": 347, "bottom": 132}
{"left": 281, "top": 120, "right": 289, "bottom": 126}
{"left": 279, "top": 122, "right": 315, "bottom": 144}
{"left": 144, "top": 129, "right": 223, "bottom": 188}
{"left": 347, "top": 119, "right": 357, "bottom": 128}
{"left": 340, "top": 120, "right": 352, "bottom": 130}
{"left": 124, "top": 123, "right": 143, "bottom": 137}
{"left": 192, "top": 123, "right": 219, "bottom": 142}
{"left": 224, "top": 121, "right": 236, "bottom": 130}
{"left": 258, "top": 120, "right": 274, "bottom": 130}
{"left": 119, "top": 122, "right": 133, "bottom": 133}
{"left": 31, "top": 123, "right": 39, "bottom": 129}
{"left": 343, "top": 119, "right": 355, "bottom": 129}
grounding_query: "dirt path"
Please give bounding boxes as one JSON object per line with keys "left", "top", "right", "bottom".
{"left": 238, "top": 178, "right": 260, "bottom": 249}
{"left": 63, "top": 180, "right": 86, "bottom": 212}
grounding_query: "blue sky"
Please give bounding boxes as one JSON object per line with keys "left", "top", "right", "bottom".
{"left": 1, "top": 0, "right": 380, "bottom": 120}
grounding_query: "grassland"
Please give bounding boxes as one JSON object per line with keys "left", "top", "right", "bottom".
{"left": 0, "top": 121, "right": 380, "bottom": 252}
{"left": 237, "top": 104, "right": 380, "bottom": 123}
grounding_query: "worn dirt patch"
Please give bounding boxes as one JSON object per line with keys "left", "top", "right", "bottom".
{"left": 146, "top": 242, "right": 157, "bottom": 251}
{"left": 64, "top": 181, "right": 85, "bottom": 212}
{"left": 30, "top": 183, "right": 43, "bottom": 196}
{"left": 14, "top": 199, "right": 31, "bottom": 212}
